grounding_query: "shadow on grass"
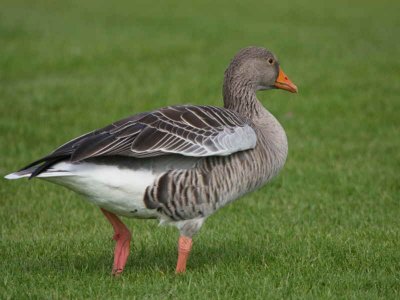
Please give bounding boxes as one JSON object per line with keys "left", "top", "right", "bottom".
{"left": 15, "top": 238, "right": 274, "bottom": 276}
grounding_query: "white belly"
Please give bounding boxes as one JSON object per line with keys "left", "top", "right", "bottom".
{"left": 45, "top": 161, "right": 158, "bottom": 218}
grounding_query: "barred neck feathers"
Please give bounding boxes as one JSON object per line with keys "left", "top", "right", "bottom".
{"left": 223, "top": 73, "right": 260, "bottom": 119}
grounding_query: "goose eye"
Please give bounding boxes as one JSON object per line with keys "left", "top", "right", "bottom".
{"left": 268, "top": 58, "right": 274, "bottom": 65}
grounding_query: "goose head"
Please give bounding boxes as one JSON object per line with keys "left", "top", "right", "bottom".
{"left": 223, "top": 47, "right": 298, "bottom": 100}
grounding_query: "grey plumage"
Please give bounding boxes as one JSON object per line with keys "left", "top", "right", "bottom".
{"left": 143, "top": 104, "right": 288, "bottom": 229}
{"left": 10, "top": 47, "right": 291, "bottom": 234}
{"left": 6, "top": 46, "right": 297, "bottom": 272}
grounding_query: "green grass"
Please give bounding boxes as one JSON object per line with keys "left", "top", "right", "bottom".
{"left": 1, "top": 0, "right": 399, "bottom": 298}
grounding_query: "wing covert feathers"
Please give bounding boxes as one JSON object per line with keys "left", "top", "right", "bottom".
{"left": 20, "top": 105, "right": 257, "bottom": 176}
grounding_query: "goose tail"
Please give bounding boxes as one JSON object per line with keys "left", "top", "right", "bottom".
{"left": 5, "top": 163, "right": 74, "bottom": 180}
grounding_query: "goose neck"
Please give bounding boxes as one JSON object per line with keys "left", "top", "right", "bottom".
{"left": 223, "top": 80, "right": 261, "bottom": 119}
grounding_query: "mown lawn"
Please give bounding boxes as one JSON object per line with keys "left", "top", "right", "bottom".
{"left": 1, "top": 0, "right": 399, "bottom": 298}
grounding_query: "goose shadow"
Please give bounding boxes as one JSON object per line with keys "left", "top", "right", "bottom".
{"left": 11, "top": 237, "right": 275, "bottom": 276}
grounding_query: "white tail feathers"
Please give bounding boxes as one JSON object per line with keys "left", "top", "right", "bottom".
{"left": 5, "top": 172, "right": 27, "bottom": 180}
{"left": 4, "top": 162, "right": 75, "bottom": 180}
{"left": 5, "top": 171, "right": 74, "bottom": 180}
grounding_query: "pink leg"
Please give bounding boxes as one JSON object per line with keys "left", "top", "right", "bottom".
{"left": 175, "top": 236, "right": 193, "bottom": 274}
{"left": 101, "top": 208, "right": 132, "bottom": 276}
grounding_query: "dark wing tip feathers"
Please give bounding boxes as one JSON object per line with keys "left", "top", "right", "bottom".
{"left": 28, "top": 157, "right": 67, "bottom": 179}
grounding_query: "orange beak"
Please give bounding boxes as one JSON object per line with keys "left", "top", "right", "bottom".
{"left": 274, "top": 67, "right": 298, "bottom": 93}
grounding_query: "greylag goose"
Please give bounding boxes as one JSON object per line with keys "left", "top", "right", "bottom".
{"left": 5, "top": 46, "right": 297, "bottom": 274}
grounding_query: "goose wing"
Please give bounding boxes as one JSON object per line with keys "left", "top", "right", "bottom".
{"left": 23, "top": 105, "right": 257, "bottom": 175}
